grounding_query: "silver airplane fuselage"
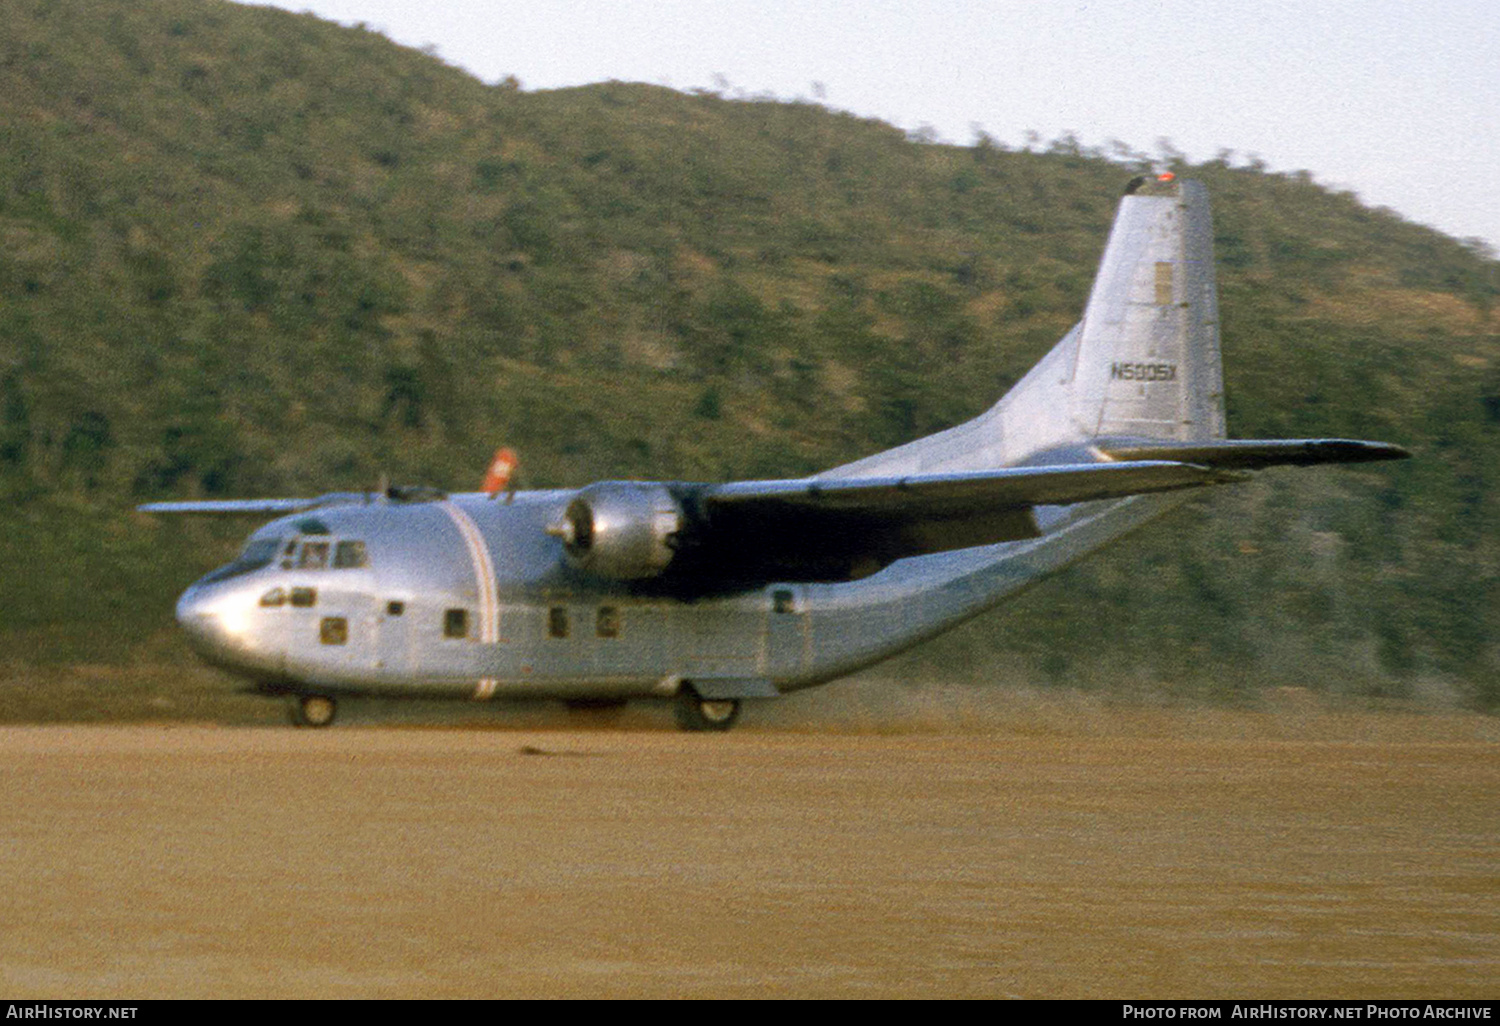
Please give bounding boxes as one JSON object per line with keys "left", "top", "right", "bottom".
{"left": 157, "top": 178, "right": 1408, "bottom": 729}
{"left": 175, "top": 485, "right": 1176, "bottom": 709}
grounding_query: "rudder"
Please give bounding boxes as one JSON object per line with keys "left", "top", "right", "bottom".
{"left": 1067, "top": 175, "right": 1224, "bottom": 442}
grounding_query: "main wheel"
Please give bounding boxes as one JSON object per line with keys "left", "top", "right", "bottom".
{"left": 288, "top": 694, "right": 337, "bottom": 728}
{"left": 673, "top": 688, "right": 740, "bottom": 732}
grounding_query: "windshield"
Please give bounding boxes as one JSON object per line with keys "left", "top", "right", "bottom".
{"left": 198, "top": 537, "right": 282, "bottom": 585}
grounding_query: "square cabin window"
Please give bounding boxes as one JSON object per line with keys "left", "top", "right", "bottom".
{"left": 596, "top": 606, "right": 620, "bottom": 639}
{"left": 298, "top": 542, "right": 329, "bottom": 570}
{"left": 444, "top": 608, "right": 469, "bottom": 640}
{"left": 319, "top": 617, "right": 348, "bottom": 645}
{"left": 333, "top": 540, "right": 369, "bottom": 569}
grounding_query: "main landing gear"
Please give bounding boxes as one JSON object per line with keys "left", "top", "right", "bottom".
{"left": 278, "top": 690, "right": 737, "bottom": 731}
{"left": 287, "top": 694, "right": 337, "bottom": 728}
{"left": 673, "top": 686, "right": 740, "bottom": 732}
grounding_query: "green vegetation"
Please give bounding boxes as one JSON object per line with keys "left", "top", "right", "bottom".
{"left": 1, "top": 0, "right": 1496, "bottom": 713}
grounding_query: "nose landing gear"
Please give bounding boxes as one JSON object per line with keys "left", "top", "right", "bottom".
{"left": 673, "top": 687, "right": 740, "bottom": 732}
{"left": 288, "top": 694, "right": 337, "bottom": 728}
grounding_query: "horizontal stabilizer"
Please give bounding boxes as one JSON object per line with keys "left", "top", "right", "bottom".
{"left": 1096, "top": 438, "right": 1411, "bottom": 470}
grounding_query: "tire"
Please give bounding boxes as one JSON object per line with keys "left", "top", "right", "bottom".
{"left": 288, "top": 694, "right": 337, "bottom": 728}
{"left": 673, "top": 687, "right": 740, "bottom": 732}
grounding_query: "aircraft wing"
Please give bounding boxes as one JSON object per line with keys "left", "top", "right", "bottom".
{"left": 137, "top": 498, "right": 322, "bottom": 515}
{"left": 691, "top": 460, "right": 1243, "bottom": 579}
{"left": 707, "top": 459, "right": 1240, "bottom": 513}
{"left": 136, "top": 493, "right": 370, "bottom": 515}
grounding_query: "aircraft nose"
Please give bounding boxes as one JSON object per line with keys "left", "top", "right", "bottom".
{"left": 175, "top": 586, "right": 229, "bottom": 656}
{"left": 174, "top": 583, "right": 262, "bottom": 670}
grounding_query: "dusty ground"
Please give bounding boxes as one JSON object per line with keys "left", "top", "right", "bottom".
{"left": 0, "top": 690, "right": 1496, "bottom": 999}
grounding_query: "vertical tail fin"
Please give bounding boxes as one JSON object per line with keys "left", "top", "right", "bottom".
{"left": 1067, "top": 175, "right": 1225, "bottom": 443}
{"left": 825, "top": 176, "right": 1225, "bottom": 480}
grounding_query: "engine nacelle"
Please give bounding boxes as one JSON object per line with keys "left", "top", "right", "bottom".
{"left": 546, "top": 482, "right": 684, "bottom": 579}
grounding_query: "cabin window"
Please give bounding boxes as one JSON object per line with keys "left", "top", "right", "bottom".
{"left": 444, "top": 608, "right": 469, "bottom": 639}
{"left": 333, "top": 540, "right": 369, "bottom": 569}
{"left": 548, "top": 606, "right": 569, "bottom": 639}
{"left": 596, "top": 606, "right": 620, "bottom": 639}
{"left": 290, "top": 587, "right": 317, "bottom": 608}
{"left": 298, "top": 542, "right": 330, "bottom": 569}
{"left": 319, "top": 617, "right": 348, "bottom": 645}
{"left": 773, "top": 588, "right": 795, "bottom": 614}
{"left": 386, "top": 600, "right": 405, "bottom": 617}
{"left": 259, "top": 587, "right": 286, "bottom": 608}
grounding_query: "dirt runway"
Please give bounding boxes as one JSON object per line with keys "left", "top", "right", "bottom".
{"left": 1, "top": 700, "right": 1496, "bottom": 998}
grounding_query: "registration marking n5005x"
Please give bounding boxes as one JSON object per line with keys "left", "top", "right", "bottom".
{"left": 1110, "top": 362, "right": 1178, "bottom": 382}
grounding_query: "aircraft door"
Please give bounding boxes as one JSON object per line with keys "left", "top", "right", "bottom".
{"left": 766, "top": 586, "right": 809, "bottom": 678}
{"left": 590, "top": 604, "right": 666, "bottom": 683}
{"left": 324, "top": 589, "right": 383, "bottom": 676}
{"left": 676, "top": 596, "right": 766, "bottom": 678}
{"left": 371, "top": 595, "right": 414, "bottom": 680}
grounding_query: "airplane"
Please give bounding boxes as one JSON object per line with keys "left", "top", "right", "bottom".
{"left": 140, "top": 175, "right": 1408, "bottom": 730}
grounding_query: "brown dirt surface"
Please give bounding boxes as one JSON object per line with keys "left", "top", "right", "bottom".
{"left": 0, "top": 696, "right": 1496, "bottom": 998}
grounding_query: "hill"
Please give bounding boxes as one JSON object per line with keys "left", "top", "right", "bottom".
{"left": 1, "top": 0, "right": 1496, "bottom": 710}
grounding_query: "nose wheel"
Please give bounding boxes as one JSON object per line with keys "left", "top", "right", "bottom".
{"left": 288, "top": 694, "right": 338, "bottom": 728}
{"left": 673, "top": 687, "right": 740, "bottom": 732}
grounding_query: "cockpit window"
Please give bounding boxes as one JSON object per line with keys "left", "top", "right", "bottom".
{"left": 199, "top": 537, "right": 282, "bottom": 585}
{"left": 333, "top": 541, "right": 368, "bottom": 569}
{"left": 298, "top": 541, "right": 330, "bottom": 569}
